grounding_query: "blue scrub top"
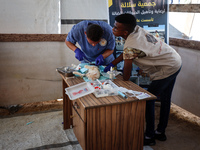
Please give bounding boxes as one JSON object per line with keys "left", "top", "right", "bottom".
{"left": 66, "top": 20, "right": 115, "bottom": 65}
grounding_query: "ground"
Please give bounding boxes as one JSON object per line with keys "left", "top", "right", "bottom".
{"left": 0, "top": 100, "right": 63, "bottom": 117}
{"left": 0, "top": 100, "right": 199, "bottom": 128}
{"left": 0, "top": 100, "right": 200, "bottom": 150}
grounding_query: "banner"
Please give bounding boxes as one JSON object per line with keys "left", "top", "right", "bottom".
{"left": 108, "top": 0, "right": 168, "bottom": 78}
{"left": 109, "top": 0, "right": 168, "bottom": 43}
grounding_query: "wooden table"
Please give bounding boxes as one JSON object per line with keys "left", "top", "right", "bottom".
{"left": 60, "top": 74, "right": 156, "bottom": 150}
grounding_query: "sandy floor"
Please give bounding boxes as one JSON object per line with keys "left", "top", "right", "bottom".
{"left": 1, "top": 100, "right": 200, "bottom": 150}
{"left": 154, "top": 103, "right": 200, "bottom": 150}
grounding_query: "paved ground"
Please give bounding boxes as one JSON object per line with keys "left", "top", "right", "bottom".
{"left": 0, "top": 100, "right": 200, "bottom": 150}
{"left": 153, "top": 103, "right": 200, "bottom": 150}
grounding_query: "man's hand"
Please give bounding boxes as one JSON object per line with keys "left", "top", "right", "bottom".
{"left": 136, "top": 68, "right": 149, "bottom": 77}
{"left": 74, "top": 48, "right": 85, "bottom": 61}
{"left": 104, "top": 63, "right": 114, "bottom": 72}
{"left": 95, "top": 54, "right": 104, "bottom": 65}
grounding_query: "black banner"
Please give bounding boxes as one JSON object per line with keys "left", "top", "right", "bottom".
{"left": 108, "top": 0, "right": 168, "bottom": 76}
{"left": 108, "top": 0, "right": 168, "bottom": 43}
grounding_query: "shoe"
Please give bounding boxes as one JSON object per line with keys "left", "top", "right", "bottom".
{"left": 144, "top": 137, "right": 156, "bottom": 146}
{"left": 155, "top": 132, "right": 167, "bottom": 141}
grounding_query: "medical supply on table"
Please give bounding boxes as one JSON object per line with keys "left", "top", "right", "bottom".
{"left": 118, "top": 91, "right": 128, "bottom": 98}
{"left": 56, "top": 66, "right": 76, "bottom": 77}
{"left": 117, "top": 87, "right": 151, "bottom": 100}
{"left": 90, "top": 80, "right": 119, "bottom": 98}
{"left": 65, "top": 82, "right": 95, "bottom": 100}
{"left": 107, "top": 66, "right": 114, "bottom": 80}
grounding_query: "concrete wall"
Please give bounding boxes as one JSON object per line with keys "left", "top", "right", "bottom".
{"left": 60, "top": 0, "right": 109, "bottom": 33}
{"left": 0, "top": 1, "right": 199, "bottom": 118}
{"left": 171, "top": 46, "right": 200, "bottom": 117}
{"left": 0, "top": 0, "right": 60, "bottom": 34}
{"left": 0, "top": 41, "right": 79, "bottom": 105}
{"left": 0, "top": 0, "right": 108, "bottom": 106}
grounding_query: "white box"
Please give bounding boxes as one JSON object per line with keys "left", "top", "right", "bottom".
{"left": 90, "top": 80, "right": 119, "bottom": 98}
{"left": 65, "top": 82, "right": 95, "bottom": 100}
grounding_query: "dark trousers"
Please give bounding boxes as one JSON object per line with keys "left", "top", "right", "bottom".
{"left": 145, "top": 67, "right": 181, "bottom": 137}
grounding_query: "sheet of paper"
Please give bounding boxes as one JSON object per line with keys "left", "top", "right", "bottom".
{"left": 118, "top": 87, "right": 151, "bottom": 99}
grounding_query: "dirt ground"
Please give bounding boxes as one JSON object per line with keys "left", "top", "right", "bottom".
{"left": 169, "top": 103, "right": 200, "bottom": 127}
{"left": 1, "top": 100, "right": 200, "bottom": 150}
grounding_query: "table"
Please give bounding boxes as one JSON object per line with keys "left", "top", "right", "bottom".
{"left": 59, "top": 74, "right": 156, "bottom": 150}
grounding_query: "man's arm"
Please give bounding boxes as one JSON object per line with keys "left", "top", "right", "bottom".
{"left": 122, "top": 47, "right": 146, "bottom": 80}
{"left": 65, "top": 39, "right": 86, "bottom": 61}
{"left": 123, "top": 59, "right": 133, "bottom": 81}
{"left": 65, "top": 40, "right": 78, "bottom": 52}
{"left": 112, "top": 53, "right": 123, "bottom": 65}
{"left": 101, "top": 49, "right": 114, "bottom": 59}
{"left": 103, "top": 53, "right": 123, "bottom": 72}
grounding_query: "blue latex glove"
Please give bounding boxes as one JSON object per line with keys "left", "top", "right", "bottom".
{"left": 74, "top": 48, "right": 85, "bottom": 61}
{"left": 104, "top": 63, "right": 114, "bottom": 72}
{"left": 95, "top": 54, "right": 104, "bottom": 66}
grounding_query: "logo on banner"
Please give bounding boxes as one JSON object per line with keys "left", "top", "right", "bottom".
{"left": 108, "top": 0, "right": 113, "bottom": 7}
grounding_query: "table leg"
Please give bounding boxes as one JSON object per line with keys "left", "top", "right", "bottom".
{"left": 62, "top": 79, "right": 73, "bottom": 130}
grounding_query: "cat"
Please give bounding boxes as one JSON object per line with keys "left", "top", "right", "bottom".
{"left": 73, "top": 65, "right": 100, "bottom": 81}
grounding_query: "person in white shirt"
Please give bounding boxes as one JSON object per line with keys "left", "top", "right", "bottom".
{"left": 104, "top": 13, "right": 182, "bottom": 146}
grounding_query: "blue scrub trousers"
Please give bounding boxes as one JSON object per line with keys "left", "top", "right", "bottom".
{"left": 145, "top": 67, "right": 181, "bottom": 138}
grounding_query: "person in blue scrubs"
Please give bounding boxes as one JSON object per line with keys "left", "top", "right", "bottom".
{"left": 65, "top": 21, "right": 115, "bottom": 65}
